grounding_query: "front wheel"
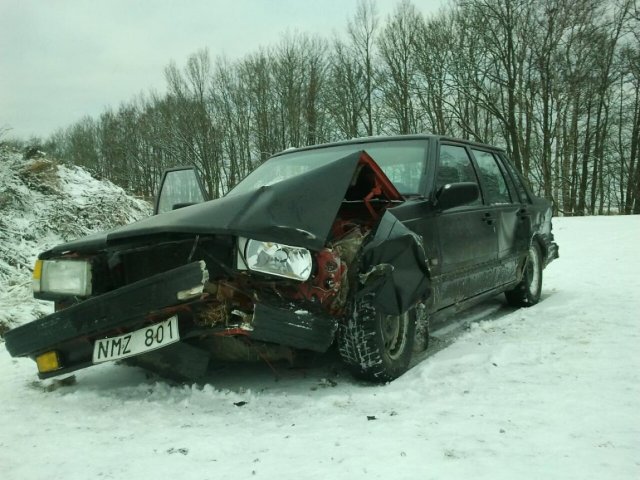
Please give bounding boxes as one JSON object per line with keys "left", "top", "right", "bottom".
{"left": 505, "top": 242, "right": 542, "bottom": 307}
{"left": 338, "top": 293, "right": 416, "bottom": 382}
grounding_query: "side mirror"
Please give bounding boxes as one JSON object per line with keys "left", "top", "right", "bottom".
{"left": 435, "top": 182, "right": 479, "bottom": 210}
{"left": 154, "top": 167, "right": 209, "bottom": 215}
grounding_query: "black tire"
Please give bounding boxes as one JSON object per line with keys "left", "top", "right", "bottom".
{"left": 505, "top": 242, "right": 543, "bottom": 307}
{"left": 338, "top": 293, "right": 416, "bottom": 382}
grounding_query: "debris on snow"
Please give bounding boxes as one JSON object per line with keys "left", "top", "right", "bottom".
{"left": 166, "top": 448, "right": 189, "bottom": 455}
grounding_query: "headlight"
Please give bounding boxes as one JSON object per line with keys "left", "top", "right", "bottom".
{"left": 237, "top": 238, "right": 312, "bottom": 281}
{"left": 33, "top": 259, "right": 92, "bottom": 296}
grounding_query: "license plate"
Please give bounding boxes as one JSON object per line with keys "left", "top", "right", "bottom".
{"left": 92, "top": 316, "right": 180, "bottom": 364}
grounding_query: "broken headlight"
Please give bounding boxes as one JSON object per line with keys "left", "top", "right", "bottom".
{"left": 33, "top": 259, "right": 92, "bottom": 296}
{"left": 237, "top": 238, "right": 312, "bottom": 281}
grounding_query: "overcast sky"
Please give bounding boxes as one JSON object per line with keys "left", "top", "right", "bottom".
{"left": 0, "top": 0, "right": 446, "bottom": 141}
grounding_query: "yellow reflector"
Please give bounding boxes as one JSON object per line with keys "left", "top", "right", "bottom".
{"left": 33, "top": 260, "right": 43, "bottom": 280}
{"left": 36, "top": 351, "right": 60, "bottom": 373}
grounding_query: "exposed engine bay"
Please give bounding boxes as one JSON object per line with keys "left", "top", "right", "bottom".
{"left": 46, "top": 154, "right": 410, "bottom": 366}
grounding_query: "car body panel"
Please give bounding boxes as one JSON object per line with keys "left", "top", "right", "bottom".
{"left": 46, "top": 151, "right": 364, "bottom": 255}
{"left": 357, "top": 210, "right": 431, "bottom": 315}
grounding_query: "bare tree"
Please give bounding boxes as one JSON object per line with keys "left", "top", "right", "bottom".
{"left": 377, "top": 0, "right": 423, "bottom": 134}
{"left": 326, "top": 39, "right": 367, "bottom": 138}
{"left": 44, "top": 0, "right": 639, "bottom": 216}
{"left": 348, "top": 0, "right": 380, "bottom": 136}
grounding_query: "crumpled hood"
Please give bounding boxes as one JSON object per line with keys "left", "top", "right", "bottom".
{"left": 46, "top": 152, "right": 367, "bottom": 256}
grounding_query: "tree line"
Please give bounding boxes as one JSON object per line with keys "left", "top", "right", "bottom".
{"left": 36, "top": 0, "right": 640, "bottom": 215}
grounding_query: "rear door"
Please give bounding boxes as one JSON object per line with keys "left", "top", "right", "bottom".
{"left": 469, "top": 148, "right": 526, "bottom": 286}
{"left": 434, "top": 143, "right": 498, "bottom": 307}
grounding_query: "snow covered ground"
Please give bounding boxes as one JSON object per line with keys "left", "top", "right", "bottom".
{"left": 0, "top": 163, "right": 638, "bottom": 478}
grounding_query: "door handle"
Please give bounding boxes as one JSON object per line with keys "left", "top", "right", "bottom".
{"left": 482, "top": 212, "right": 494, "bottom": 225}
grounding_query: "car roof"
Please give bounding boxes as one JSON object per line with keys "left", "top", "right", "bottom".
{"left": 270, "top": 134, "right": 506, "bottom": 158}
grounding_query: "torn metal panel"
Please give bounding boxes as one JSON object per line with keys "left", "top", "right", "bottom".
{"left": 46, "top": 152, "right": 365, "bottom": 255}
{"left": 358, "top": 211, "right": 431, "bottom": 316}
{"left": 249, "top": 304, "right": 338, "bottom": 352}
{"left": 44, "top": 150, "right": 405, "bottom": 257}
{"left": 197, "top": 336, "right": 294, "bottom": 363}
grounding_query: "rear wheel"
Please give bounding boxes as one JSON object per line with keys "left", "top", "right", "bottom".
{"left": 338, "top": 293, "right": 416, "bottom": 382}
{"left": 505, "top": 242, "right": 542, "bottom": 307}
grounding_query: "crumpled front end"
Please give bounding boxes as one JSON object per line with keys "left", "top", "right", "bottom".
{"left": 4, "top": 151, "right": 432, "bottom": 380}
{"left": 5, "top": 221, "right": 373, "bottom": 378}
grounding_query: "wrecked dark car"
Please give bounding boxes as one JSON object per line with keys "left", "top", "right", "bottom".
{"left": 4, "top": 135, "right": 558, "bottom": 382}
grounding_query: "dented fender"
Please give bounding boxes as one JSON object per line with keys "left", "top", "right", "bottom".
{"left": 356, "top": 211, "right": 431, "bottom": 316}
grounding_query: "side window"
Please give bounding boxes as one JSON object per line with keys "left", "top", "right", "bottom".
{"left": 437, "top": 145, "right": 479, "bottom": 186}
{"left": 471, "top": 149, "right": 512, "bottom": 205}
{"left": 500, "top": 154, "right": 531, "bottom": 203}
{"left": 436, "top": 144, "right": 481, "bottom": 205}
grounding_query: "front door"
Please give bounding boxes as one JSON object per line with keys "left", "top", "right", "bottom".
{"left": 433, "top": 144, "right": 498, "bottom": 307}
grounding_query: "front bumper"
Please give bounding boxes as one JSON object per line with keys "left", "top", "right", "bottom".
{"left": 5, "top": 261, "right": 209, "bottom": 378}
{"left": 4, "top": 260, "right": 338, "bottom": 379}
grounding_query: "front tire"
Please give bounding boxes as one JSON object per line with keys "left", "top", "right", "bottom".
{"left": 338, "top": 293, "right": 416, "bottom": 382}
{"left": 505, "top": 242, "right": 542, "bottom": 307}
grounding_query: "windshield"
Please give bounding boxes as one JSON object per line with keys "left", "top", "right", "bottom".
{"left": 227, "top": 139, "right": 429, "bottom": 197}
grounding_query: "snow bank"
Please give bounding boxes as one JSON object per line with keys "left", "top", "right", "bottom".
{"left": 0, "top": 146, "right": 151, "bottom": 331}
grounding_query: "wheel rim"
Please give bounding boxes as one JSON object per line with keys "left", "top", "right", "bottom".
{"left": 381, "top": 311, "right": 409, "bottom": 360}
{"left": 526, "top": 245, "right": 541, "bottom": 297}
